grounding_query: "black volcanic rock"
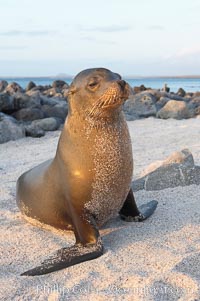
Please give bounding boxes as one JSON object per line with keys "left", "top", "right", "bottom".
{"left": 0, "top": 80, "right": 8, "bottom": 92}
{"left": 26, "top": 81, "right": 36, "bottom": 91}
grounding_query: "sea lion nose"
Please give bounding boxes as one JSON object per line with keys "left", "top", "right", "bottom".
{"left": 117, "top": 80, "right": 126, "bottom": 90}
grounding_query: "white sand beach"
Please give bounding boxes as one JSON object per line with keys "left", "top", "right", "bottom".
{"left": 0, "top": 117, "right": 200, "bottom": 301}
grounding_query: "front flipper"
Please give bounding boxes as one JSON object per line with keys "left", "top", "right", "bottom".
{"left": 21, "top": 238, "right": 103, "bottom": 276}
{"left": 21, "top": 210, "right": 103, "bottom": 276}
{"left": 119, "top": 189, "right": 158, "bottom": 222}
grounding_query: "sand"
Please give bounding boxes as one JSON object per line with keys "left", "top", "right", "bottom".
{"left": 0, "top": 117, "right": 200, "bottom": 301}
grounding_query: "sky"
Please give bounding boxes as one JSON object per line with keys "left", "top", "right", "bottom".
{"left": 0, "top": 0, "right": 200, "bottom": 76}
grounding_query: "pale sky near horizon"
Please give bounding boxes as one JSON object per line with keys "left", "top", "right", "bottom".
{"left": 0, "top": 0, "right": 200, "bottom": 76}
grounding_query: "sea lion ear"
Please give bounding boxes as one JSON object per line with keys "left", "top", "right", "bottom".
{"left": 68, "top": 84, "right": 77, "bottom": 96}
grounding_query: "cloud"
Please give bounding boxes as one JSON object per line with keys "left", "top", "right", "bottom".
{"left": 81, "top": 36, "right": 116, "bottom": 45}
{"left": 82, "top": 25, "right": 132, "bottom": 33}
{"left": 162, "top": 46, "right": 200, "bottom": 62}
{"left": 0, "top": 30, "right": 56, "bottom": 36}
{"left": 0, "top": 45, "right": 28, "bottom": 50}
{"left": 147, "top": 25, "right": 165, "bottom": 31}
{"left": 175, "top": 46, "right": 200, "bottom": 58}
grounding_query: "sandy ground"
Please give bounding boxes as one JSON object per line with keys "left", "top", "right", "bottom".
{"left": 0, "top": 117, "right": 200, "bottom": 301}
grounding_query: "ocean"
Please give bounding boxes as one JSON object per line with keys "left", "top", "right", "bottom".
{"left": 1, "top": 77, "right": 200, "bottom": 93}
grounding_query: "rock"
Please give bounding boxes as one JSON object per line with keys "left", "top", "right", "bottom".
{"left": 31, "top": 85, "right": 51, "bottom": 92}
{"left": 167, "top": 93, "right": 187, "bottom": 101}
{"left": 155, "top": 96, "right": 170, "bottom": 110}
{"left": 124, "top": 114, "right": 139, "bottom": 121}
{"left": 5, "top": 82, "right": 23, "bottom": 94}
{"left": 157, "top": 100, "right": 191, "bottom": 119}
{"left": 0, "top": 80, "right": 8, "bottom": 92}
{"left": 187, "top": 96, "right": 200, "bottom": 117}
{"left": 26, "top": 81, "right": 36, "bottom": 91}
{"left": 43, "top": 88, "right": 60, "bottom": 97}
{"left": 132, "top": 149, "right": 200, "bottom": 191}
{"left": 13, "top": 92, "right": 41, "bottom": 110}
{"left": 0, "top": 93, "right": 14, "bottom": 112}
{"left": 164, "top": 149, "right": 195, "bottom": 167}
{"left": 195, "top": 107, "right": 200, "bottom": 116}
{"left": 40, "top": 95, "right": 61, "bottom": 106}
{"left": 177, "top": 87, "right": 186, "bottom": 97}
{"left": 12, "top": 108, "right": 45, "bottom": 121}
{"left": 193, "top": 91, "right": 200, "bottom": 97}
{"left": 145, "top": 89, "right": 169, "bottom": 101}
{"left": 52, "top": 80, "right": 69, "bottom": 89}
{"left": 133, "top": 84, "right": 149, "bottom": 93}
{"left": 123, "top": 92, "right": 157, "bottom": 120}
{"left": 41, "top": 102, "right": 68, "bottom": 121}
{"left": 54, "top": 93, "right": 64, "bottom": 98}
{"left": 185, "top": 92, "right": 194, "bottom": 97}
{"left": 30, "top": 117, "right": 60, "bottom": 131}
{"left": 188, "top": 96, "right": 200, "bottom": 109}
{"left": 25, "top": 125, "right": 45, "bottom": 138}
{"left": 0, "top": 113, "right": 25, "bottom": 143}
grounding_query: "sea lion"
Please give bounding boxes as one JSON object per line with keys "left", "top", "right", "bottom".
{"left": 16, "top": 68, "right": 158, "bottom": 276}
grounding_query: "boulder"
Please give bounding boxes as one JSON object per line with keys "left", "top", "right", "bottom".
{"left": 26, "top": 89, "right": 40, "bottom": 98}
{"left": 0, "top": 80, "right": 8, "bottom": 92}
{"left": 12, "top": 108, "right": 45, "bottom": 121}
{"left": 145, "top": 89, "right": 169, "bottom": 101}
{"left": 132, "top": 149, "right": 200, "bottom": 191}
{"left": 13, "top": 92, "right": 41, "bottom": 110}
{"left": 31, "top": 85, "right": 51, "bottom": 92}
{"left": 133, "top": 85, "right": 147, "bottom": 93}
{"left": 167, "top": 93, "right": 187, "bottom": 101}
{"left": 123, "top": 92, "right": 157, "bottom": 120}
{"left": 188, "top": 96, "right": 200, "bottom": 109}
{"left": 193, "top": 91, "right": 200, "bottom": 97}
{"left": 54, "top": 93, "right": 64, "bottom": 98}
{"left": 29, "top": 117, "right": 60, "bottom": 131}
{"left": 185, "top": 92, "right": 194, "bottom": 97}
{"left": 155, "top": 96, "right": 170, "bottom": 110}
{"left": 41, "top": 102, "right": 68, "bottom": 121}
{"left": 195, "top": 107, "right": 200, "bottom": 116}
{"left": 157, "top": 100, "right": 191, "bottom": 119}
{"left": 0, "top": 93, "right": 14, "bottom": 112}
{"left": 5, "top": 82, "right": 23, "bottom": 94}
{"left": 40, "top": 95, "right": 61, "bottom": 106}
{"left": 187, "top": 96, "right": 200, "bottom": 117}
{"left": 0, "top": 113, "right": 25, "bottom": 143}
{"left": 52, "top": 80, "right": 69, "bottom": 89}
{"left": 177, "top": 87, "right": 186, "bottom": 97}
{"left": 26, "top": 81, "right": 36, "bottom": 91}
{"left": 43, "top": 88, "right": 60, "bottom": 97}
{"left": 25, "top": 125, "right": 45, "bottom": 138}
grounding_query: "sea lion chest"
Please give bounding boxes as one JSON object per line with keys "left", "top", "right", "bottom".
{"left": 84, "top": 117, "right": 133, "bottom": 226}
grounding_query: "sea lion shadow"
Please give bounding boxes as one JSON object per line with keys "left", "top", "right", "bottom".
{"left": 100, "top": 203, "right": 197, "bottom": 253}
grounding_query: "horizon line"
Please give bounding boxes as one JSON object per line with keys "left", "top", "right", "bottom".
{"left": 1, "top": 74, "right": 200, "bottom": 79}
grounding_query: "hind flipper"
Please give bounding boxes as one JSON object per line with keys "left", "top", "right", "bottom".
{"left": 119, "top": 189, "right": 158, "bottom": 222}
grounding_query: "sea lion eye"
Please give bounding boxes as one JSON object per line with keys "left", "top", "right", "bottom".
{"left": 88, "top": 77, "right": 99, "bottom": 89}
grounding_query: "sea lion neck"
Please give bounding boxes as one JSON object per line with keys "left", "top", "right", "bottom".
{"left": 66, "top": 109, "right": 125, "bottom": 134}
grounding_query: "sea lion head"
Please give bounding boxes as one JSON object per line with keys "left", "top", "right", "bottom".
{"left": 67, "top": 68, "right": 130, "bottom": 119}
